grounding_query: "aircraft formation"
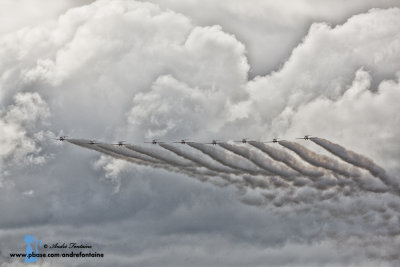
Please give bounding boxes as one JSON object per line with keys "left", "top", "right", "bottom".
{"left": 55, "top": 136, "right": 314, "bottom": 145}
{"left": 55, "top": 134, "right": 396, "bottom": 206}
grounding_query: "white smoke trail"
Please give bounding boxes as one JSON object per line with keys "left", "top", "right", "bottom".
{"left": 159, "top": 143, "right": 236, "bottom": 174}
{"left": 68, "top": 139, "right": 392, "bottom": 208}
{"left": 187, "top": 142, "right": 269, "bottom": 176}
{"left": 67, "top": 138, "right": 399, "bottom": 236}
{"left": 123, "top": 143, "right": 227, "bottom": 181}
{"left": 239, "top": 143, "right": 360, "bottom": 192}
{"left": 97, "top": 143, "right": 163, "bottom": 164}
{"left": 158, "top": 143, "right": 247, "bottom": 188}
{"left": 278, "top": 140, "right": 360, "bottom": 178}
{"left": 311, "top": 137, "right": 400, "bottom": 193}
{"left": 249, "top": 141, "right": 324, "bottom": 179}
{"left": 94, "top": 143, "right": 203, "bottom": 177}
{"left": 68, "top": 139, "right": 163, "bottom": 168}
{"left": 68, "top": 140, "right": 400, "bottom": 251}
{"left": 67, "top": 139, "right": 266, "bottom": 193}
{"left": 185, "top": 142, "right": 293, "bottom": 190}
{"left": 125, "top": 144, "right": 197, "bottom": 168}
{"left": 68, "top": 139, "right": 215, "bottom": 182}
{"left": 218, "top": 142, "right": 299, "bottom": 181}
{"left": 247, "top": 141, "right": 354, "bottom": 191}
{"left": 278, "top": 140, "right": 390, "bottom": 194}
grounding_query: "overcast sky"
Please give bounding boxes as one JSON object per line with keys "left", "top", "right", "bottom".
{"left": 1, "top": 0, "right": 400, "bottom": 266}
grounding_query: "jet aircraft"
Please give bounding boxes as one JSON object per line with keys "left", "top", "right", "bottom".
{"left": 54, "top": 136, "right": 68, "bottom": 141}
{"left": 145, "top": 139, "right": 164, "bottom": 145}
{"left": 233, "top": 138, "right": 254, "bottom": 144}
{"left": 112, "top": 141, "right": 126, "bottom": 146}
{"left": 296, "top": 135, "right": 313, "bottom": 140}
{"left": 205, "top": 140, "right": 221, "bottom": 145}
{"left": 264, "top": 138, "right": 280, "bottom": 143}
{"left": 173, "top": 139, "right": 189, "bottom": 144}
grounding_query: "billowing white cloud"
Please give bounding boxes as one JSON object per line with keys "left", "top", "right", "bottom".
{"left": 0, "top": 0, "right": 94, "bottom": 35}
{"left": 143, "top": 0, "right": 400, "bottom": 75}
{"left": 238, "top": 8, "right": 400, "bottom": 129}
{"left": 127, "top": 74, "right": 240, "bottom": 139}
{"left": 280, "top": 69, "right": 400, "bottom": 171}
{"left": 0, "top": 92, "right": 51, "bottom": 186}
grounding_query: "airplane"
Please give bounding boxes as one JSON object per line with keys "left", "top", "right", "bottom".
{"left": 54, "top": 136, "right": 68, "bottom": 141}
{"left": 173, "top": 139, "right": 189, "bottom": 144}
{"left": 204, "top": 140, "right": 221, "bottom": 145}
{"left": 112, "top": 141, "right": 126, "bottom": 146}
{"left": 144, "top": 139, "right": 164, "bottom": 145}
{"left": 296, "top": 135, "right": 313, "bottom": 140}
{"left": 263, "top": 138, "right": 280, "bottom": 144}
{"left": 233, "top": 138, "right": 251, "bottom": 144}
{"left": 87, "top": 140, "right": 101, "bottom": 145}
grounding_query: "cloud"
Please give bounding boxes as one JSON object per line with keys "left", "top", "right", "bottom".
{"left": 236, "top": 8, "right": 400, "bottom": 131}
{"left": 282, "top": 69, "right": 400, "bottom": 171}
{"left": 0, "top": 92, "right": 51, "bottom": 186}
{"left": 143, "top": 0, "right": 400, "bottom": 76}
{"left": 0, "top": 0, "right": 94, "bottom": 35}
{"left": 127, "top": 75, "right": 231, "bottom": 139}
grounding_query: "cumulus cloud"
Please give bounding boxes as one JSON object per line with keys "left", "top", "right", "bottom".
{"left": 127, "top": 75, "right": 233, "bottom": 139}
{"left": 144, "top": 0, "right": 400, "bottom": 76}
{"left": 284, "top": 70, "right": 400, "bottom": 170}
{"left": 234, "top": 8, "right": 400, "bottom": 132}
{"left": 0, "top": 0, "right": 94, "bottom": 35}
{"left": 0, "top": 92, "right": 51, "bottom": 185}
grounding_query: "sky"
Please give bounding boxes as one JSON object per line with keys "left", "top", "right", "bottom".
{"left": 1, "top": 0, "right": 400, "bottom": 266}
